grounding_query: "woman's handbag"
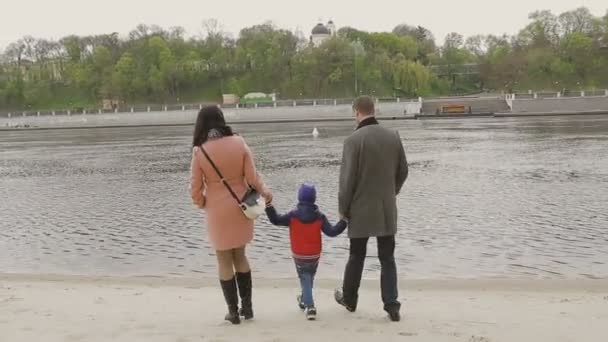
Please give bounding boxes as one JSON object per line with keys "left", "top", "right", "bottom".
{"left": 200, "top": 146, "right": 264, "bottom": 220}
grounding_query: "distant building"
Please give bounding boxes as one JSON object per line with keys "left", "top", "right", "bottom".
{"left": 310, "top": 20, "right": 336, "bottom": 47}
{"left": 102, "top": 99, "right": 120, "bottom": 110}
{"left": 222, "top": 94, "right": 240, "bottom": 105}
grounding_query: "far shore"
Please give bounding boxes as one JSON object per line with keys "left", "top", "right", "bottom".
{"left": 2, "top": 111, "right": 608, "bottom": 132}
{"left": 2, "top": 273, "right": 607, "bottom": 342}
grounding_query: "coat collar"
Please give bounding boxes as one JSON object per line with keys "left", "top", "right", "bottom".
{"left": 356, "top": 116, "right": 379, "bottom": 130}
{"left": 295, "top": 202, "right": 321, "bottom": 223}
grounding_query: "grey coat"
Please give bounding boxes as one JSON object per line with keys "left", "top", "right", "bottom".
{"left": 338, "top": 118, "right": 408, "bottom": 238}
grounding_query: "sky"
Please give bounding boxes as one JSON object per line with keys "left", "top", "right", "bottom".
{"left": 0, "top": 0, "right": 606, "bottom": 50}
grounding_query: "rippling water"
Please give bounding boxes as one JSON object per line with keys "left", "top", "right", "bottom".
{"left": 1, "top": 116, "right": 607, "bottom": 279}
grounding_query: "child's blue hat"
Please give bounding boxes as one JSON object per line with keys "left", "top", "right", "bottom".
{"left": 298, "top": 183, "right": 317, "bottom": 204}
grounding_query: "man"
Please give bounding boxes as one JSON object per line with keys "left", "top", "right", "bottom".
{"left": 335, "top": 96, "right": 408, "bottom": 322}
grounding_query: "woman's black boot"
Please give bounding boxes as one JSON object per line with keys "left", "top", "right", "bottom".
{"left": 236, "top": 271, "right": 253, "bottom": 320}
{"left": 220, "top": 277, "right": 241, "bottom": 324}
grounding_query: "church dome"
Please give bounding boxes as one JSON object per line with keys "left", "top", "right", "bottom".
{"left": 312, "top": 23, "right": 330, "bottom": 35}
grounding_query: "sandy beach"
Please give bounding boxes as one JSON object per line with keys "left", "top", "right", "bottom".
{"left": 1, "top": 274, "right": 607, "bottom": 342}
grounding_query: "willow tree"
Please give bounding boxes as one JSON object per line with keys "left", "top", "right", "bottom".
{"left": 392, "top": 59, "right": 432, "bottom": 97}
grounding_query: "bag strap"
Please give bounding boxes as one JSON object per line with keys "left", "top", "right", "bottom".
{"left": 199, "top": 146, "right": 242, "bottom": 205}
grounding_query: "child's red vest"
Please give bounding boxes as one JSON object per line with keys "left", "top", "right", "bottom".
{"left": 289, "top": 217, "right": 322, "bottom": 258}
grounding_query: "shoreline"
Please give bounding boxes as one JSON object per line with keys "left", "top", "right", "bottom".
{"left": 2, "top": 273, "right": 608, "bottom": 292}
{"left": 3, "top": 273, "right": 607, "bottom": 342}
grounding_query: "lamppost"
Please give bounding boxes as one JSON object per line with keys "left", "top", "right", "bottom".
{"left": 354, "top": 55, "right": 357, "bottom": 95}
{"left": 600, "top": 43, "right": 608, "bottom": 51}
{"left": 351, "top": 41, "right": 365, "bottom": 97}
{"left": 601, "top": 44, "right": 608, "bottom": 92}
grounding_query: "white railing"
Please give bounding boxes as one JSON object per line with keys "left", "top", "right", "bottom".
{"left": 2, "top": 97, "right": 423, "bottom": 118}
{"left": 510, "top": 89, "right": 608, "bottom": 101}
{"left": 5, "top": 90, "right": 607, "bottom": 118}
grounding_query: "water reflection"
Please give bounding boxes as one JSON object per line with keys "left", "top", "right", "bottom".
{"left": 1, "top": 116, "right": 607, "bottom": 279}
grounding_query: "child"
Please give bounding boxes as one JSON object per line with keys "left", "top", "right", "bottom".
{"left": 265, "top": 183, "right": 347, "bottom": 320}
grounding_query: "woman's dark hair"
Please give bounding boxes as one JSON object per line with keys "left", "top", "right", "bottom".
{"left": 192, "top": 105, "right": 234, "bottom": 147}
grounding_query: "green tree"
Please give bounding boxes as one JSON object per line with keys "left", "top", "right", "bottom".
{"left": 235, "top": 23, "right": 299, "bottom": 95}
{"left": 2, "top": 7, "right": 608, "bottom": 111}
{"left": 439, "top": 32, "right": 476, "bottom": 90}
{"left": 294, "top": 37, "right": 354, "bottom": 97}
{"left": 392, "top": 59, "right": 432, "bottom": 96}
{"left": 113, "top": 53, "right": 136, "bottom": 101}
{"left": 61, "top": 36, "right": 84, "bottom": 63}
{"left": 561, "top": 32, "right": 595, "bottom": 85}
{"left": 518, "top": 10, "right": 560, "bottom": 48}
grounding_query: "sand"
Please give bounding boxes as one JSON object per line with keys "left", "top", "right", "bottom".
{"left": 1, "top": 274, "right": 607, "bottom": 342}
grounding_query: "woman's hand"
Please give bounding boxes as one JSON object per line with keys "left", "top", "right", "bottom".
{"left": 262, "top": 190, "right": 273, "bottom": 205}
{"left": 195, "top": 196, "right": 206, "bottom": 209}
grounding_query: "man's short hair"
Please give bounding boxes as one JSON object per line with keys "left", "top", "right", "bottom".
{"left": 353, "top": 96, "right": 375, "bottom": 115}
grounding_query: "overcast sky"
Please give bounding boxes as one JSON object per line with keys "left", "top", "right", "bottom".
{"left": 1, "top": 0, "right": 606, "bottom": 50}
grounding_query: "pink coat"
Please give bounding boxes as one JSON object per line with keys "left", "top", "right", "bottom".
{"left": 190, "top": 135, "right": 268, "bottom": 251}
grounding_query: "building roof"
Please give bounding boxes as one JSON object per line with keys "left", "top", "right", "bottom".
{"left": 312, "top": 23, "right": 330, "bottom": 35}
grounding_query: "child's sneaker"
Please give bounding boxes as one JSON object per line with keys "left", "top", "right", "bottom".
{"left": 297, "top": 295, "right": 305, "bottom": 310}
{"left": 305, "top": 306, "right": 317, "bottom": 320}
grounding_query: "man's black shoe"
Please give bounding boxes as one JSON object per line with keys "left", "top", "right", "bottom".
{"left": 334, "top": 289, "right": 356, "bottom": 312}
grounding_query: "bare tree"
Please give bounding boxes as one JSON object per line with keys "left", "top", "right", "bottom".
{"left": 33, "top": 39, "right": 55, "bottom": 63}
{"left": 129, "top": 24, "right": 151, "bottom": 41}
{"left": 559, "top": 7, "right": 595, "bottom": 36}
{"left": 21, "top": 36, "right": 37, "bottom": 61}
{"left": 4, "top": 40, "right": 26, "bottom": 66}
{"left": 444, "top": 32, "right": 464, "bottom": 49}
{"left": 465, "top": 35, "right": 486, "bottom": 56}
{"left": 169, "top": 26, "right": 186, "bottom": 40}
{"left": 201, "top": 19, "right": 225, "bottom": 40}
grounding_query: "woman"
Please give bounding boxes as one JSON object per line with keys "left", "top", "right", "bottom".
{"left": 190, "top": 106, "right": 272, "bottom": 324}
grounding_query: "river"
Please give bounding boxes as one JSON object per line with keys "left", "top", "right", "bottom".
{"left": 1, "top": 115, "right": 607, "bottom": 279}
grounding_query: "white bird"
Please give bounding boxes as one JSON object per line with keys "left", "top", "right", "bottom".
{"left": 312, "top": 127, "right": 320, "bottom": 138}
